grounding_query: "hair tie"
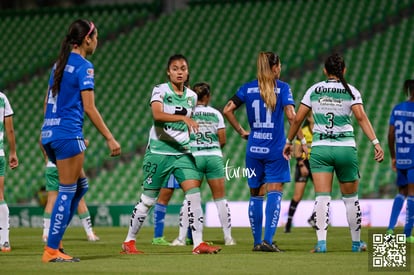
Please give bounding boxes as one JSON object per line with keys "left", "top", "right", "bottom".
{"left": 86, "top": 21, "right": 95, "bottom": 37}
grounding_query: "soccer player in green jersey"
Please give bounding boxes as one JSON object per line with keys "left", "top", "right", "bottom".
{"left": 121, "top": 55, "right": 221, "bottom": 255}
{"left": 283, "top": 53, "right": 384, "bottom": 253}
{"left": 0, "top": 91, "right": 18, "bottom": 252}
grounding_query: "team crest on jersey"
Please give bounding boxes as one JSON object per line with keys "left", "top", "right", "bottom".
{"left": 87, "top": 68, "right": 94, "bottom": 76}
{"left": 187, "top": 98, "right": 194, "bottom": 107}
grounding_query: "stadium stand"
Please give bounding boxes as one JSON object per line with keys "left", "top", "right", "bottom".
{"left": 1, "top": 0, "right": 414, "bottom": 204}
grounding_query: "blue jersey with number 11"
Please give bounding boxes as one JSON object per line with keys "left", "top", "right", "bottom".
{"left": 389, "top": 101, "right": 414, "bottom": 169}
{"left": 236, "top": 79, "right": 295, "bottom": 160}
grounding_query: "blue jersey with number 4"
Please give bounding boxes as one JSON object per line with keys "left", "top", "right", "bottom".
{"left": 389, "top": 101, "right": 414, "bottom": 169}
{"left": 235, "top": 79, "right": 295, "bottom": 160}
{"left": 41, "top": 52, "right": 94, "bottom": 144}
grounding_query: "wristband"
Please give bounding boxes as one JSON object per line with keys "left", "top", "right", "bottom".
{"left": 371, "top": 138, "right": 379, "bottom": 146}
{"left": 286, "top": 138, "right": 293, "bottom": 145}
{"left": 300, "top": 138, "right": 307, "bottom": 145}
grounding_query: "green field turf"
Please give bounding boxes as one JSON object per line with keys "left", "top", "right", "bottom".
{"left": 1, "top": 226, "right": 412, "bottom": 274}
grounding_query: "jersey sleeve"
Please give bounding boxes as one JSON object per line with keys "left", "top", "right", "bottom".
{"left": 350, "top": 86, "right": 363, "bottom": 105}
{"left": 280, "top": 83, "right": 295, "bottom": 107}
{"left": 150, "top": 85, "right": 164, "bottom": 104}
{"left": 235, "top": 84, "right": 247, "bottom": 104}
{"left": 389, "top": 106, "right": 396, "bottom": 125}
{"left": 78, "top": 63, "right": 95, "bottom": 91}
{"left": 301, "top": 85, "right": 313, "bottom": 108}
{"left": 217, "top": 109, "right": 226, "bottom": 129}
{"left": 1, "top": 94, "right": 13, "bottom": 116}
{"left": 48, "top": 64, "right": 56, "bottom": 87}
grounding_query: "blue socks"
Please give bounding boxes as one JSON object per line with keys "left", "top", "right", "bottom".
{"left": 388, "top": 193, "right": 405, "bottom": 230}
{"left": 67, "top": 178, "right": 89, "bottom": 225}
{"left": 404, "top": 196, "right": 414, "bottom": 237}
{"left": 153, "top": 203, "right": 167, "bottom": 238}
{"left": 249, "top": 196, "right": 263, "bottom": 246}
{"left": 264, "top": 191, "right": 282, "bottom": 244}
{"left": 47, "top": 183, "right": 77, "bottom": 249}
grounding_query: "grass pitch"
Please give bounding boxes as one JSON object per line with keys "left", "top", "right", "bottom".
{"left": 1, "top": 226, "right": 412, "bottom": 274}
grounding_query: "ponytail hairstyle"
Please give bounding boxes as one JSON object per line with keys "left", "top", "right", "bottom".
{"left": 51, "top": 19, "right": 96, "bottom": 96}
{"left": 257, "top": 51, "right": 280, "bottom": 111}
{"left": 193, "top": 82, "right": 210, "bottom": 102}
{"left": 324, "top": 53, "right": 355, "bottom": 100}
{"left": 403, "top": 79, "right": 414, "bottom": 98}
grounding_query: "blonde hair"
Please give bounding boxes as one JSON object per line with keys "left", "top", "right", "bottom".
{"left": 257, "top": 52, "right": 279, "bottom": 111}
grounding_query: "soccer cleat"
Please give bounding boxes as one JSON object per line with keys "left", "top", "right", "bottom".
{"left": 224, "top": 237, "right": 237, "bottom": 246}
{"left": 352, "top": 241, "right": 367, "bottom": 252}
{"left": 252, "top": 244, "right": 262, "bottom": 252}
{"left": 192, "top": 242, "right": 221, "bottom": 254}
{"left": 170, "top": 237, "right": 186, "bottom": 246}
{"left": 386, "top": 229, "right": 394, "bottom": 235}
{"left": 87, "top": 233, "right": 100, "bottom": 242}
{"left": 152, "top": 236, "right": 171, "bottom": 246}
{"left": 311, "top": 240, "right": 327, "bottom": 253}
{"left": 406, "top": 236, "right": 414, "bottom": 243}
{"left": 42, "top": 247, "right": 80, "bottom": 262}
{"left": 359, "top": 241, "right": 367, "bottom": 251}
{"left": 1, "top": 242, "right": 11, "bottom": 252}
{"left": 120, "top": 240, "right": 144, "bottom": 254}
{"left": 260, "top": 240, "right": 284, "bottom": 252}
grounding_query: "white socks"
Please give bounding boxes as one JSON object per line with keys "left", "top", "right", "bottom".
{"left": 185, "top": 191, "right": 203, "bottom": 248}
{"left": 125, "top": 194, "right": 156, "bottom": 242}
{"left": 0, "top": 202, "right": 9, "bottom": 244}
{"left": 342, "top": 194, "right": 361, "bottom": 242}
{"left": 215, "top": 199, "right": 232, "bottom": 241}
{"left": 314, "top": 195, "right": 331, "bottom": 241}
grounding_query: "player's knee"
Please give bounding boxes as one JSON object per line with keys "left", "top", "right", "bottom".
{"left": 140, "top": 192, "right": 157, "bottom": 208}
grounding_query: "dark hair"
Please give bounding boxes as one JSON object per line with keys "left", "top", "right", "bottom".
{"left": 167, "top": 54, "right": 189, "bottom": 70}
{"left": 166, "top": 54, "right": 189, "bottom": 84}
{"left": 324, "top": 53, "right": 355, "bottom": 100}
{"left": 193, "top": 82, "right": 210, "bottom": 100}
{"left": 403, "top": 79, "right": 414, "bottom": 97}
{"left": 51, "top": 19, "right": 96, "bottom": 96}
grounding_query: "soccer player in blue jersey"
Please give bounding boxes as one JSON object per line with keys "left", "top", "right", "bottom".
{"left": 40, "top": 19, "right": 121, "bottom": 262}
{"left": 387, "top": 79, "right": 414, "bottom": 243}
{"left": 223, "top": 52, "right": 307, "bottom": 252}
{"left": 283, "top": 53, "right": 384, "bottom": 253}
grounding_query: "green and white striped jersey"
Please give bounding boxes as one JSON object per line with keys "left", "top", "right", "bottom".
{"left": 190, "top": 105, "right": 225, "bottom": 157}
{"left": 301, "top": 80, "right": 363, "bottom": 147}
{"left": 147, "top": 82, "right": 197, "bottom": 155}
{"left": 0, "top": 92, "right": 14, "bottom": 156}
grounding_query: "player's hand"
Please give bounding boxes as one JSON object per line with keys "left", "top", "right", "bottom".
{"left": 184, "top": 117, "right": 199, "bottom": 133}
{"left": 9, "top": 154, "right": 18, "bottom": 169}
{"left": 374, "top": 144, "right": 384, "bottom": 163}
{"left": 283, "top": 143, "right": 292, "bottom": 160}
{"left": 107, "top": 137, "right": 121, "bottom": 157}
{"left": 391, "top": 158, "right": 396, "bottom": 171}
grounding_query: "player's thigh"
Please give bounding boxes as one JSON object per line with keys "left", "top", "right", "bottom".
{"left": 334, "top": 146, "right": 360, "bottom": 183}
{"left": 142, "top": 152, "right": 174, "bottom": 190}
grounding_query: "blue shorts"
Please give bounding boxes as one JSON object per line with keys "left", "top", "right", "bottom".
{"left": 245, "top": 155, "right": 291, "bottom": 188}
{"left": 396, "top": 168, "right": 414, "bottom": 187}
{"left": 42, "top": 138, "right": 86, "bottom": 163}
{"left": 164, "top": 174, "right": 180, "bottom": 189}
